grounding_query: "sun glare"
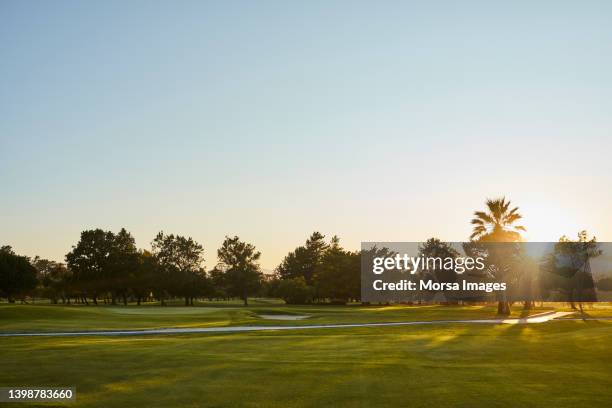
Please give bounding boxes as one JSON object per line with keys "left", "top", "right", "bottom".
{"left": 520, "top": 201, "right": 582, "bottom": 242}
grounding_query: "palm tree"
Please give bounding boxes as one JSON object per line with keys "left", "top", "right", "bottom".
{"left": 470, "top": 197, "right": 526, "bottom": 242}
{"left": 470, "top": 197, "right": 526, "bottom": 315}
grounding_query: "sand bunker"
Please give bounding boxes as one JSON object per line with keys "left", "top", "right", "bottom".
{"left": 258, "top": 314, "right": 310, "bottom": 321}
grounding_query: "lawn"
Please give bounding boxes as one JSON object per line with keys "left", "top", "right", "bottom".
{"left": 0, "top": 304, "right": 611, "bottom": 407}
{"left": 0, "top": 301, "right": 562, "bottom": 333}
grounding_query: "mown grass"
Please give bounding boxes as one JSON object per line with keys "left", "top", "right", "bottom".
{"left": 0, "top": 320, "right": 611, "bottom": 407}
{"left": 0, "top": 302, "right": 562, "bottom": 333}
{"left": 1, "top": 303, "right": 611, "bottom": 407}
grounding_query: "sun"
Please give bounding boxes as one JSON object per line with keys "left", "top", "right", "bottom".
{"left": 519, "top": 201, "right": 582, "bottom": 242}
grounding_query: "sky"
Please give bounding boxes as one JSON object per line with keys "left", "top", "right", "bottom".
{"left": 1, "top": 1, "right": 611, "bottom": 270}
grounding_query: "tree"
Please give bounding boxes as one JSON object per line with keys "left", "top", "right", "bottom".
{"left": 277, "top": 232, "right": 328, "bottom": 285}
{"left": 217, "top": 236, "right": 262, "bottom": 306}
{"left": 359, "top": 245, "right": 396, "bottom": 304}
{"left": 553, "top": 231, "right": 601, "bottom": 312}
{"left": 275, "top": 277, "right": 314, "bottom": 304}
{"left": 131, "top": 250, "right": 159, "bottom": 306}
{"left": 208, "top": 265, "right": 229, "bottom": 300}
{"left": 470, "top": 197, "right": 526, "bottom": 242}
{"left": 66, "top": 228, "right": 139, "bottom": 305}
{"left": 151, "top": 232, "right": 205, "bottom": 305}
{"left": 418, "top": 238, "right": 460, "bottom": 303}
{"left": 32, "top": 257, "right": 71, "bottom": 303}
{"left": 0, "top": 246, "right": 37, "bottom": 303}
{"left": 470, "top": 197, "right": 526, "bottom": 314}
{"left": 108, "top": 228, "right": 139, "bottom": 305}
{"left": 418, "top": 238, "right": 460, "bottom": 283}
{"left": 314, "top": 236, "right": 360, "bottom": 304}
{"left": 65, "top": 229, "right": 115, "bottom": 304}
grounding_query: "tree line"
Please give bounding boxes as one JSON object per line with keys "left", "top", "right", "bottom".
{"left": 1, "top": 197, "right": 607, "bottom": 312}
{"left": 1, "top": 230, "right": 263, "bottom": 306}
{"left": 0, "top": 228, "right": 362, "bottom": 306}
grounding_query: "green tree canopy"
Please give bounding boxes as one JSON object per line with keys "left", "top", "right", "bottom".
{"left": 0, "top": 245, "right": 37, "bottom": 303}
{"left": 66, "top": 228, "right": 138, "bottom": 304}
{"left": 418, "top": 238, "right": 460, "bottom": 284}
{"left": 151, "top": 231, "right": 205, "bottom": 305}
{"left": 217, "top": 236, "right": 262, "bottom": 306}
{"left": 470, "top": 197, "right": 526, "bottom": 242}
{"left": 276, "top": 231, "right": 328, "bottom": 285}
{"left": 315, "top": 236, "right": 360, "bottom": 304}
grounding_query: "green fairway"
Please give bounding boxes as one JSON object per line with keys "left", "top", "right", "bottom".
{"left": 0, "top": 319, "right": 610, "bottom": 407}
{"left": 1, "top": 304, "right": 612, "bottom": 407}
{"left": 0, "top": 302, "right": 569, "bottom": 333}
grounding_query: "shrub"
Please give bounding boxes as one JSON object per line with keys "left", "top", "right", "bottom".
{"left": 276, "top": 277, "right": 314, "bottom": 304}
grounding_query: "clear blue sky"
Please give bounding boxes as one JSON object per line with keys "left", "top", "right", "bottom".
{"left": 1, "top": 1, "right": 611, "bottom": 269}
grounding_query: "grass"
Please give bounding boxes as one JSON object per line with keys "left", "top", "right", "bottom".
{"left": 1, "top": 303, "right": 611, "bottom": 407}
{"left": 0, "top": 301, "right": 565, "bottom": 333}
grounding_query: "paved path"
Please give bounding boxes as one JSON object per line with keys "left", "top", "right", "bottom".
{"left": 0, "top": 311, "right": 587, "bottom": 338}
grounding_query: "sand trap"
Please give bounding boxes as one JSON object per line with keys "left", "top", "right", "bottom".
{"left": 258, "top": 314, "right": 310, "bottom": 321}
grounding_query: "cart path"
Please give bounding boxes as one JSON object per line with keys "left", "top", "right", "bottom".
{"left": 0, "top": 311, "right": 594, "bottom": 337}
